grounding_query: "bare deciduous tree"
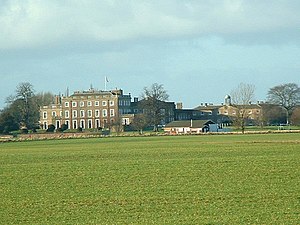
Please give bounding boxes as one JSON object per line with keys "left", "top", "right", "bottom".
{"left": 260, "top": 104, "right": 286, "bottom": 126}
{"left": 15, "top": 82, "right": 38, "bottom": 129}
{"left": 291, "top": 107, "right": 300, "bottom": 125}
{"left": 141, "top": 83, "right": 169, "bottom": 132}
{"left": 1, "top": 82, "right": 40, "bottom": 132}
{"left": 35, "top": 92, "right": 55, "bottom": 107}
{"left": 267, "top": 83, "right": 300, "bottom": 124}
{"left": 131, "top": 114, "right": 148, "bottom": 134}
{"left": 230, "top": 83, "right": 255, "bottom": 133}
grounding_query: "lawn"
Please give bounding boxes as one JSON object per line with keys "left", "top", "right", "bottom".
{"left": 0, "top": 134, "right": 299, "bottom": 224}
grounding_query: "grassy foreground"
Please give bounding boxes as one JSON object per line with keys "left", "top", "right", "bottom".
{"left": 0, "top": 134, "right": 299, "bottom": 224}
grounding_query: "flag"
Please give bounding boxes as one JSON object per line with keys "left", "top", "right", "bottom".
{"left": 105, "top": 76, "right": 109, "bottom": 83}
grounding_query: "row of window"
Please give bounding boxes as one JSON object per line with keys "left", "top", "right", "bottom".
{"left": 43, "top": 109, "right": 115, "bottom": 119}
{"left": 68, "top": 119, "right": 110, "bottom": 129}
{"left": 66, "top": 109, "right": 114, "bottom": 118}
{"left": 223, "top": 109, "right": 260, "bottom": 115}
{"left": 118, "top": 100, "right": 131, "bottom": 106}
{"left": 119, "top": 108, "right": 132, "bottom": 114}
{"left": 42, "top": 118, "right": 114, "bottom": 130}
{"left": 64, "top": 100, "right": 115, "bottom": 108}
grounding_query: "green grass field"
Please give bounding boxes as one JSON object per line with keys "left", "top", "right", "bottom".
{"left": 1, "top": 134, "right": 299, "bottom": 224}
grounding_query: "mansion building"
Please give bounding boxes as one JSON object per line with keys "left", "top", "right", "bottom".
{"left": 40, "top": 87, "right": 286, "bottom": 131}
{"left": 40, "top": 89, "right": 132, "bottom": 130}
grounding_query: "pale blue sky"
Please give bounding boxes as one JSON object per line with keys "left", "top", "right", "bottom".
{"left": 1, "top": 0, "right": 300, "bottom": 109}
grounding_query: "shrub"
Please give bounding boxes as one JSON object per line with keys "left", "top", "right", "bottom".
{"left": 20, "top": 128, "right": 29, "bottom": 134}
{"left": 61, "top": 124, "right": 68, "bottom": 132}
{"left": 46, "top": 124, "right": 55, "bottom": 133}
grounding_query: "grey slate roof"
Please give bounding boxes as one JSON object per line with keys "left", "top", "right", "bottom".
{"left": 165, "top": 120, "right": 215, "bottom": 128}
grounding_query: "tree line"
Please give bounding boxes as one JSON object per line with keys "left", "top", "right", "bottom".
{"left": 230, "top": 83, "right": 300, "bottom": 133}
{"left": 0, "top": 82, "right": 300, "bottom": 134}
{"left": 0, "top": 82, "right": 54, "bottom": 134}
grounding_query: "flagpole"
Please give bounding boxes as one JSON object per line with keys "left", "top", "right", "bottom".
{"left": 104, "top": 76, "right": 109, "bottom": 91}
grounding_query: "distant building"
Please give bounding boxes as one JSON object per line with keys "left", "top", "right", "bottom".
{"left": 193, "top": 104, "right": 226, "bottom": 123}
{"left": 164, "top": 120, "right": 218, "bottom": 134}
{"left": 130, "top": 99, "right": 176, "bottom": 125}
{"left": 40, "top": 88, "right": 287, "bottom": 132}
{"left": 193, "top": 95, "right": 283, "bottom": 126}
{"left": 40, "top": 95, "right": 63, "bottom": 130}
{"left": 40, "top": 88, "right": 133, "bottom": 130}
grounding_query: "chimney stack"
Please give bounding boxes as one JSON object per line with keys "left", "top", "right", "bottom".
{"left": 55, "top": 95, "right": 61, "bottom": 105}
